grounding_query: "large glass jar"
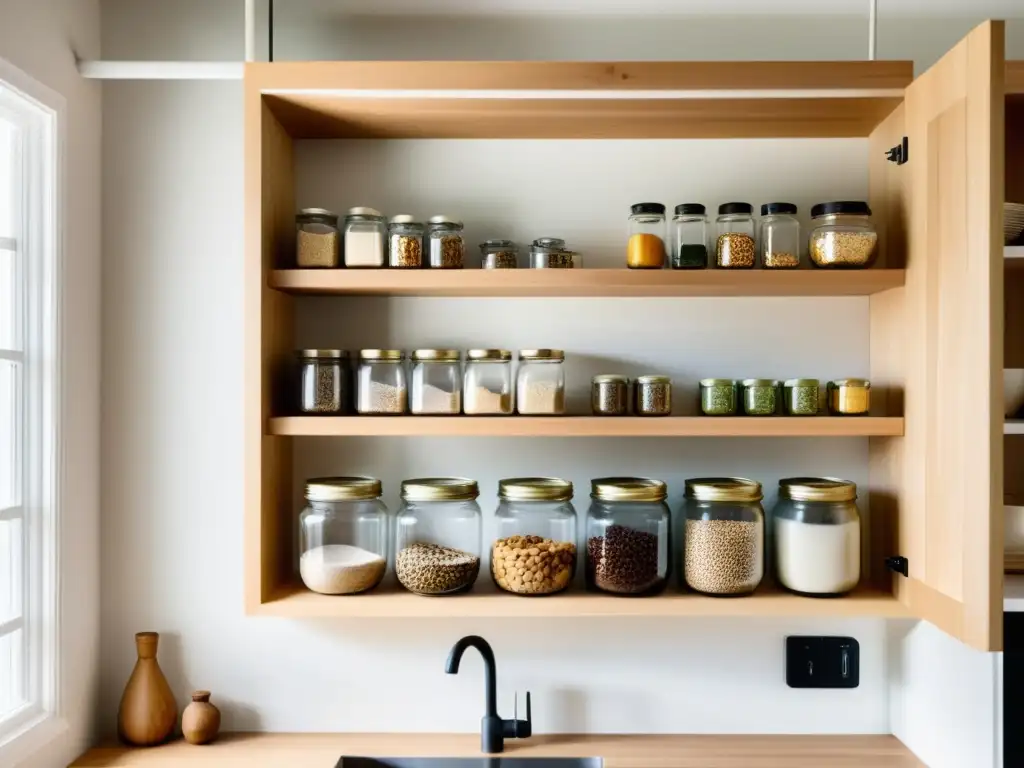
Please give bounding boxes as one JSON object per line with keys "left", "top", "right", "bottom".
{"left": 516, "top": 349, "right": 565, "bottom": 415}
{"left": 298, "top": 477, "right": 389, "bottom": 595}
{"left": 626, "top": 203, "right": 667, "bottom": 269}
{"left": 714, "top": 203, "right": 756, "bottom": 268}
{"left": 298, "top": 348, "right": 348, "bottom": 414}
{"left": 492, "top": 478, "right": 577, "bottom": 595}
{"left": 356, "top": 349, "right": 408, "bottom": 414}
{"left": 395, "top": 478, "right": 482, "bottom": 595}
{"left": 388, "top": 215, "right": 423, "bottom": 268}
{"left": 683, "top": 478, "right": 764, "bottom": 596}
{"left": 774, "top": 478, "right": 861, "bottom": 596}
{"left": 426, "top": 215, "right": 465, "bottom": 269}
{"left": 586, "top": 478, "right": 670, "bottom": 595}
{"left": 759, "top": 202, "right": 801, "bottom": 269}
{"left": 808, "top": 201, "right": 878, "bottom": 268}
{"left": 463, "top": 349, "right": 513, "bottom": 415}
{"left": 343, "top": 207, "right": 386, "bottom": 268}
{"left": 296, "top": 208, "right": 339, "bottom": 268}
{"left": 410, "top": 349, "right": 461, "bottom": 415}
{"left": 670, "top": 203, "right": 709, "bottom": 269}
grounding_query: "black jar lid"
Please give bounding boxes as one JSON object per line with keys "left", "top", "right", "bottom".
{"left": 761, "top": 202, "right": 797, "bottom": 216}
{"left": 631, "top": 202, "right": 666, "bottom": 215}
{"left": 811, "top": 201, "right": 872, "bottom": 218}
{"left": 674, "top": 203, "right": 706, "bottom": 215}
{"left": 718, "top": 202, "right": 752, "bottom": 215}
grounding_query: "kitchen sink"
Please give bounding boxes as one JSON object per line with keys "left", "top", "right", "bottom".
{"left": 337, "top": 759, "right": 602, "bottom": 768}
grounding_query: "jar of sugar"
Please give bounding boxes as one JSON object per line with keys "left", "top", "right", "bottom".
{"left": 342, "top": 207, "right": 387, "bottom": 268}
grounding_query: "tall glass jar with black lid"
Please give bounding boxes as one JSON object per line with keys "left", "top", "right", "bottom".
{"left": 670, "top": 204, "right": 709, "bottom": 269}
{"left": 298, "top": 349, "right": 349, "bottom": 414}
{"left": 492, "top": 478, "right": 577, "bottom": 596}
{"left": 426, "top": 215, "right": 465, "bottom": 268}
{"left": 759, "top": 202, "right": 801, "bottom": 269}
{"left": 586, "top": 478, "right": 670, "bottom": 595}
{"left": 714, "top": 202, "right": 756, "bottom": 268}
{"left": 808, "top": 201, "right": 878, "bottom": 268}
{"left": 388, "top": 215, "right": 424, "bottom": 268}
{"left": 395, "top": 478, "right": 482, "bottom": 596}
{"left": 626, "top": 203, "right": 667, "bottom": 269}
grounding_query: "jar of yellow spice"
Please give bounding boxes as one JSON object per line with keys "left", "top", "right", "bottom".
{"left": 627, "top": 203, "right": 667, "bottom": 269}
{"left": 827, "top": 379, "right": 871, "bottom": 416}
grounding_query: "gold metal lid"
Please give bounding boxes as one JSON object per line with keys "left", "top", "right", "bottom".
{"left": 779, "top": 477, "right": 857, "bottom": 503}
{"left": 467, "top": 349, "right": 512, "bottom": 361}
{"left": 741, "top": 378, "right": 778, "bottom": 387}
{"left": 784, "top": 378, "right": 819, "bottom": 387}
{"left": 401, "top": 477, "right": 479, "bottom": 502}
{"left": 518, "top": 349, "right": 565, "bottom": 361}
{"left": 685, "top": 477, "right": 763, "bottom": 503}
{"left": 498, "top": 477, "right": 573, "bottom": 502}
{"left": 829, "top": 378, "right": 871, "bottom": 389}
{"left": 593, "top": 374, "right": 628, "bottom": 384}
{"left": 305, "top": 476, "right": 382, "bottom": 502}
{"left": 411, "top": 349, "right": 461, "bottom": 362}
{"left": 700, "top": 378, "right": 737, "bottom": 387}
{"left": 591, "top": 477, "right": 667, "bottom": 502}
{"left": 358, "top": 349, "right": 404, "bottom": 361}
{"left": 636, "top": 375, "right": 670, "bottom": 385}
{"left": 298, "top": 349, "right": 348, "bottom": 359}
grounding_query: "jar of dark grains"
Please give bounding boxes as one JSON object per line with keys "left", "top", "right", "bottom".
{"left": 683, "top": 478, "right": 764, "bottom": 596}
{"left": 388, "top": 215, "right": 424, "bottom": 268}
{"left": 634, "top": 375, "right": 671, "bottom": 416}
{"left": 783, "top": 379, "right": 820, "bottom": 416}
{"left": 740, "top": 379, "right": 780, "bottom": 416}
{"left": 298, "top": 349, "right": 349, "bottom": 414}
{"left": 586, "top": 478, "right": 670, "bottom": 595}
{"left": 714, "top": 203, "right": 756, "bottom": 268}
{"left": 395, "top": 478, "right": 482, "bottom": 596}
{"left": 670, "top": 203, "right": 709, "bottom": 269}
{"left": 426, "top": 215, "right": 465, "bottom": 269}
{"left": 480, "top": 239, "right": 519, "bottom": 269}
{"left": 592, "top": 374, "right": 629, "bottom": 416}
{"left": 808, "top": 202, "right": 878, "bottom": 268}
{"left": 700, "top": 379, "right": 738, "bottom": 416}
{"left": 296, "top": 208, "right": 339, "bottom": 268}
{"left": 759, "top": 203, "right": 801, "bottom": 269}
{"left": 827, "top": 378, "right": 871, "bottom": 416}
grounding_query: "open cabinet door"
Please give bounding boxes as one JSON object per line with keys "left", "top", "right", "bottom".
{"left": 895, "top": 20, "right": 1005, "bottom": 651}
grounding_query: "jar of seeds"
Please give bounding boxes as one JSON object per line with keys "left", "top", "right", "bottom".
{"left": 343, "top": 207, "right": 387, "bottom": 268}
{"left": 783, "top": 379, "right": 820, "bottom": 416}
{"left": 592, "top": 375, "right": 629, "bottom": 416}
{"left": 410, "top": 349, "right": 462, "bottom": 415}
{"left": 808, "top": 202, "right": 878, "bottom": 268}
{"left": 586, "top": 478, "right": 670, "bottom": 595}
{"left": 463, "top": 349, "right": 514, "bottom": 415}
{"left": 426, "top": 215, "right": 465, "bottom": 269}
{"left": 356, "top": 349, "right": 408, "bottom": 415}
{"left": 827, "top": 379, "right": 871, "bottom": 416}
{"left": 388, "top": 215, "right": 423, "bottom": 268}
{"left": 480, "top": 239, "right": 518, "bottom": 269}
{"left": 395, "top": 478, "right": 482, "bottom": 596}
{"left": 759, "top": 203, "right": 801, "bottom": 269}
{"left": 700, "top": 379, "right": 738, "bottom": 416}
{"left": 298, "top": 349, "right": 349, "bottom": 414}
{"left": 740, "top": 379, "right": 780, "bottom": 416}
{"left": 516, "top": 349, "right": 566, "bottom": 415}
{"left": 671, "top": 203, "right": 709, "bottom": 269}
{"left": 714, "top": 203, "right": 756, "bottom": 268}
{"left": 634, "top": 375, "right": 671, "bottom": 416}
{"left": 296, "top": 208, "right": 339, "bottom": 268}
{"left": 683, "top": 478, "right": 764, "bottom": 596}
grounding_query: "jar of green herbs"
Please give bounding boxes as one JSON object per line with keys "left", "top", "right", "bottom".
{"left": 700, "top": 379, "right": 738, "bottom": 416}
{"left": 741, "top": 379, "right": 780, "bottom": 416}
{"left": 783, "top": 379, "right": 820, "bottom": 416}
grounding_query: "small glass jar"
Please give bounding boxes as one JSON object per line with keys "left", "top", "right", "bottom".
{"left": 426, "top": 215, "right": 465, "bottom": 269}
{"left": 530, "top": 237, "right": 575, "bottom": 269}
{"left": 700, "top": 379, "right": 738, "bottom": 416}
{"left": 671, "top": 203, "right": 709, "bottom": 269}
{"left": 516, "top": 349, "right": 566, "bottom": 415}
{"left": 774, "top": 478, "right": 860, "bottom": 596}
{"left": 388, "top": 215, "right": 423, "bottom": 269}
{"left": 298, "top": 477, "right": 389, "bottom": 595}
{"left": 592, "top": 375, "right": 629, "bottom": 416}
{"left": 808, "top": 202, "right": 878, "bottom": 268}
{"left": 298, "top": 349, "right": 349, "bottom": 414}
{"left": 683, "top": 478, "right": 764, "bottom": 596}
{"left": 463, "top": 349, "right": 513, "bottom": 415}
{"left": 410, "top": 349, "right": 462, "bottom": 415}
{"left": 356, "top": 349, "right": 408, "bottom": 415}
{"left": 296, "top": 208, "right": 339, "bottom": 268}
{"left": 783, "top": 379, "right": 820, "bottom": 416}
{"left": 759, "top": 203, "right": 801, "bottom": 269}
{"left": 492, "top": 478, "right": 577, "bottom": 596}
{"left": 586, "top": 478, "right": 670, "bottom": 595}
{"left": 827, "top": 379, "right": 871, "bottom": 416}
{"left": 627, "top": 203, "right": 667, "bottom": 269}
{"left": 634, "top": 375, "right": 671, "bottom": 416}
{"left": 715, "top": 203, "right": 756, "bottom": 268}
{"left": 740, "top": 379, "right": 779, "bottom": 416}
{"left": 395, "top": 478, "right": 482, "bottom": 595}
{"left": 480, "top": 239, "right": 518, "bottom": 269}
{"left": 343, "top": 207, "right": 387, "bottom": 268}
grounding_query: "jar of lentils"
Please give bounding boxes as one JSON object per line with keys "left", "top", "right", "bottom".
{"left": 388, "top": 215, "right": 423, "bottom": 268}
{"left": 298, "top": 349, "right": 349, "bottom": 414}
{"left": 634, "top": 375, "right": 671, "bottom": 416}
{"left": 296, "top": 208, "right": 340, "bottom": 268}
{"left": 592, "top": 374, "right": 629, "bottom": 416}
{"left": 480, "top": 239, "right": 518, "bottom": 269}
{"left": 740, "top": 379, "right": 779, "bottom": 416}
{"left": 463, "top": 349, "right": 514, "bottom": 415}
{"left": 516, "top": 349, "right": 566, "bottom": 415}
{"left": 683, "top": 478, "right": 765, "bottom": 596}
{"left": 808, "top": 201, "right": 878, "bottom": 268}
{"left": 356, "top": 349, "right": 408, "bottom": 414}
{"left": 759, "top": 202, "right": 801, "bottom": 269}
{"left": 410, "top": 349, "right": 462, "bottom": 415}
{"left": 783, "top": 379, "right": 820, "bottom": 416}
{"left": 492, "top": 478, "right": 577, "bottom": 596}
{"left": 586, "top": 478, "right": 670, "bottom": 596}
{"left": 700, "top": 379, "right": 738, "bottom": 416}
{"left": 426, "top": 215, "right": 465, "bottom": 268}
{"left": 714, "top": 203, "right": 756, "bottom": 268}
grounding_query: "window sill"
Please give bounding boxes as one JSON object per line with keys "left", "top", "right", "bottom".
{"left": 0, "top": 710, "right": 69, "bottom": 767}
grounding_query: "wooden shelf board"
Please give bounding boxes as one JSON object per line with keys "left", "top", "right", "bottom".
{"left": 270, "top": 268, "right": 906, "bottom": 298}
{"left": 1005, "top": 420, "right": 1024, "bottom": 434}
{"left": 269, "top": 415, "right": 904, "bottom": 438}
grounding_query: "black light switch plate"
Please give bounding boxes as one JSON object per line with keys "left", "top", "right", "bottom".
{"left": 786, "top": 636, "right": 859, "bottom": 689}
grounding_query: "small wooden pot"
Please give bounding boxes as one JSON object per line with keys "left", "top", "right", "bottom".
{"left": 181, "top": 690, "right": 221, "bottom": 745}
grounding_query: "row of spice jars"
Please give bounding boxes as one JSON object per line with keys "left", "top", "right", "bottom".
{"left": 626, "top": 201, "right": 878, "bottom": 270}
{"left": 592, "top": 375, "right": 672, "bottom": 416}
{"left": 699, "top": 378, "right": 871, "bottom": 416}
{"left": 298, "top": 475, "right": 861, "bottom": 599}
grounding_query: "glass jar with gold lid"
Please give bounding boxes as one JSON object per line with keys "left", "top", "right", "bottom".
{"left": 356, "top": 349, "right": 408, "bottom": 414}
{"left": 516, "top": 349, "right": 566, "bottom": 415}
{"left": 410, "top": 349, "right": 461, "bottom": 415}
{"left": 492, "top": 478, "right": 577, "bottom": 595}
{"left": 682, "top": 477, "right": 764, "bottom": 596}
{"left": 464, "top": 349, "right": 514, "bottom": 415}
{"left": 395, "top": 478, "right": 482, "bottom": 595}
{"left": 773, "top": 477, "right": 860, "bottom": 596}
{"left": 827, "top": 378, "right": 871, "bottom": 416}
{"left": 298, "top": 477, "right": 389, "bottom": 595}
{"left": 586, "top": 478, "right": 670, "bottom": 595}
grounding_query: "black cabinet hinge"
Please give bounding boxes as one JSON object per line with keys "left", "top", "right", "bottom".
{"left": 886, "top": 136, "right": 909, "bottom": 165}
{"left": 885, "top": 556, "right": 909, "bottom": 577}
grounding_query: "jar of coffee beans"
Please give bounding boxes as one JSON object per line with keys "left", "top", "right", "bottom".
{"left": 395, "top": 478, "right": 482, "bottom": 596}
{"left": 492, "top": 478, "right": 577, "bottom": 596}
{"left": 586, "top": 478, "right": 669, "bottom": 595}
{"left": 682, "top": 478, "right": 764, "bottom": 596}
{"left": 298, "top": 349, "right": 349, "bottom": 414}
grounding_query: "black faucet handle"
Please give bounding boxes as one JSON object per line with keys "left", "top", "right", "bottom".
{"left": 516, "top": 691, "right": 533, "bottom": 738}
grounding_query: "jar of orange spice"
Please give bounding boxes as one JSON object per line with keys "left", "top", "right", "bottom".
{"left": 627, "top": 203, "right": 667, "bottom": 269}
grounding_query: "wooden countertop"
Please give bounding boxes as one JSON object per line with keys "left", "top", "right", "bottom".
{"left": 71, "top": 733, "right": 923, "bottom": 767}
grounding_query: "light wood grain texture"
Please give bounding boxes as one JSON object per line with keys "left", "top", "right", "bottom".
{"left": 270, "top": 268, "right": 905, "bottom": 297}
{"left": 1009, "top": 61, "right": 1024, "bottom": 94}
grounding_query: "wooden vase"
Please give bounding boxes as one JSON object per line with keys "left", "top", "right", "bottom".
{"left": 117, "top": 632, "right": 178, "bottom": 746}
{"left": 181, "top": 690, "right": 221, "bottom": 745}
